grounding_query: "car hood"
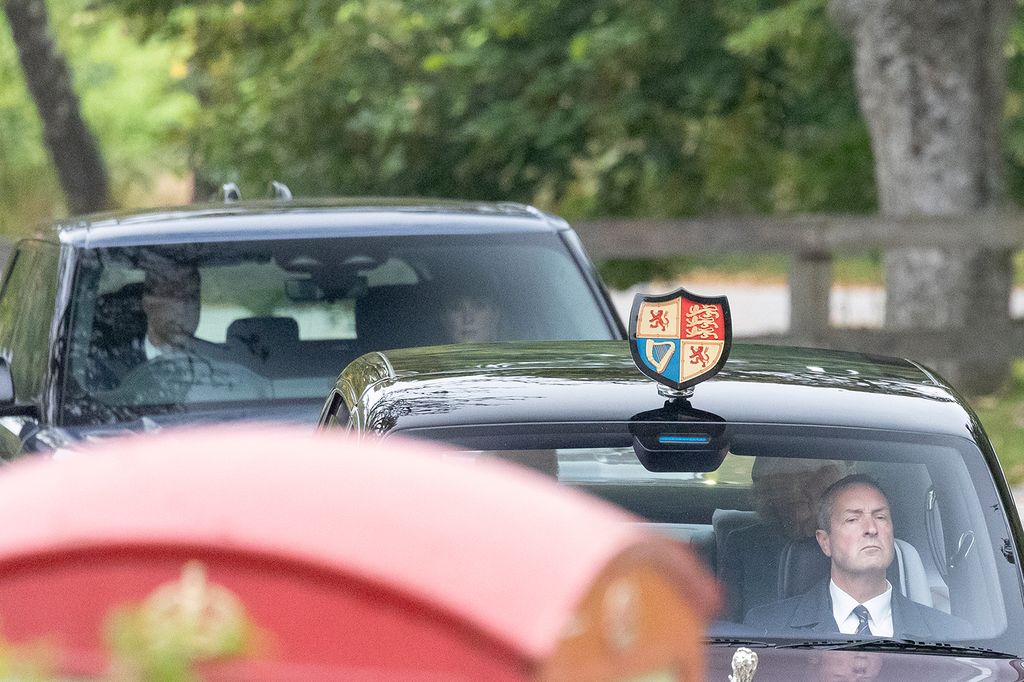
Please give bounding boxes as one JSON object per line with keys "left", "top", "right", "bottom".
{"left": 35, "top": 402, "right": 321, "bottom": 453}
{"left": 707, "top": 647, "right": 1024, "bottom": 681}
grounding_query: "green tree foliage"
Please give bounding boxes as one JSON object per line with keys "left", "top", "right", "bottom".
{"left": 0, "top": 0, "right": 195, "bottom": 231}
{"left": 12, "top": 1, "right": 1024, "bottom": 227}
{"left": 101, "top": 0, "right": 876, "bottom": 218}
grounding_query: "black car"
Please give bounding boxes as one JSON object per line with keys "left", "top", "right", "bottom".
{"left": 0, "top": 196, "right": 623, "bottom": 457}
{"left": 320, "top": 339, "right": 1024, "bottom": 679}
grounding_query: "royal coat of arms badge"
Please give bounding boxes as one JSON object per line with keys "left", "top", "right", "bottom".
{"left": 629, "top": 287, "right": 732, "bottom": 393}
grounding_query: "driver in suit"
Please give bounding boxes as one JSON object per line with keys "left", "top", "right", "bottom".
{"left": 141, "top": 262, "right": 203, "bottom": 357}
{"left": 744, "top": 474, "right": 969, "bottom": 639}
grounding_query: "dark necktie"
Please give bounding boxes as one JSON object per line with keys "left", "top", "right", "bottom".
{"left": 852, "top": 605, "right": 872, "bottom": 636}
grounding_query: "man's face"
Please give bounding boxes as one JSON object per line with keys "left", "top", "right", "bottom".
{"left": 142, "top": 267, "right": 201, "bottom": 345}
{"left": 816, "top": 483, "right": 895, "bottom": 580}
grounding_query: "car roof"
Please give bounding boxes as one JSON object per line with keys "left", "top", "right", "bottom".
{"left": 336, "top": 340, "right": 980, "bottom": 439}
{"left": 51, "top": 198, "right": 569, "bottom": 248}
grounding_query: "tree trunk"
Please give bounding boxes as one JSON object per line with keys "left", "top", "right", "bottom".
{"left": 4, "top": 0, "right": 110, "bottom": 215}
{"left": 830, "top": 0, "right": 1015, "bottom": 393}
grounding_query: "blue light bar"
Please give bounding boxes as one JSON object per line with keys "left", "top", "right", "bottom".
{"left": 657, "top": 434, "right": 711, "bottom": 445}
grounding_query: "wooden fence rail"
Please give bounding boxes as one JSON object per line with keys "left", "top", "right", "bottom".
{"left": 573, "top": 214, "right": 1024, "bottom": 388}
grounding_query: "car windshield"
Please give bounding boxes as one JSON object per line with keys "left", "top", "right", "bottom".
{"left": 60, "top": 234, "right": 612, "bottom": 424}
{"left": 391, "top": 422, "right": 1024, "bottom": 656}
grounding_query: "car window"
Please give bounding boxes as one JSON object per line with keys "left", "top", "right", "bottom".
{"left": 398, "top": 423, "right": 1023, "bottom": 656}
{"left": 60, "top": 233, "right": 613, "bottom": 423}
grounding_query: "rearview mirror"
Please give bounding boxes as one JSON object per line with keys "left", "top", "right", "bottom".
{"left": 285, "top": 278, "right": 324, "bottom": 303}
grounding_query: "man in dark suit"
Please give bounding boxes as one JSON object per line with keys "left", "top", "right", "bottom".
{"left": 719, "top": 458, "right": 847, "bottom": 620}
{"left": 106, "top": 261, "right": 273, "bottom": 403}
{"left": 89, "top": 264, "right": 219, "bottom": 390}
{"left": 141, "top": 263, "right": 203, "bottom": 358}
{"left": 744, "top": 474, "right": 968, "bottom": 639}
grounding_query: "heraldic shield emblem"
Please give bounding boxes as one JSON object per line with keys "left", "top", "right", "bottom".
{"left": 629, "top": 288, "right": 732, "bottom": 392}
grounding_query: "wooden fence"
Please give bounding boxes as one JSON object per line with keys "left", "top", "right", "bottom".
{"left": 573, "top": 213, "right": 1024, "bottom": 388}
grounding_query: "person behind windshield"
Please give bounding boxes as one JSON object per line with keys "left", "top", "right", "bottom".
{"left": 440, "top": 292, "right": 501, "bottom": 343}
{"left": 744, "top": 474, "right": 968, "bottom": 639}
{"left": 436, "top": 274, "right": 504, "bottom": 344}
{"left": 141, "top": 263, "right": 203, "bottom": 357}
{"left": 719, "top": 458, "right": 846, "bottom": 620}
{"left": 752, "top": 457, "right": 847, "bottom": 539}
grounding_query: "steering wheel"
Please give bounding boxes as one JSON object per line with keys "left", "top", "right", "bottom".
{"left": 114, "top": 353, "right": 272, "bottom": 404}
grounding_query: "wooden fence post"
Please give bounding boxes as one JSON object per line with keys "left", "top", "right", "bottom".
{"left": 789, "top": 252, "right": 832, "bottom": 342}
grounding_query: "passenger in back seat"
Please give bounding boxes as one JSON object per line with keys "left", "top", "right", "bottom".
{"left": 719, "top": 458, "right": 846, "bottom": 621}
{"left": 436, "top": 276, "right": 504, "bottom": 344}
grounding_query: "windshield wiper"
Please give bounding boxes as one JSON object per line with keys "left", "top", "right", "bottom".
{"left": 706, "top": 637, "right": 772, "bottom": 648}
{"left": 776, "top": 638, "right": 1016, "bottom": 658}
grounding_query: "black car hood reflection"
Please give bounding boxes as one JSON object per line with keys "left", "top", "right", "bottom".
{"left": 706, "top": 646, "right": 1023, "bottom": 681}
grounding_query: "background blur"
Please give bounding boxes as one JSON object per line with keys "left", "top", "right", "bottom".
{"left": 1, "top": 0, "right": 895, "bottom": 227}
{"left": 2, "top": 0, "right": 1024, "bottom": 477}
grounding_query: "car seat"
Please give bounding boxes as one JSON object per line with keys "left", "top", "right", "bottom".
{"left": 778, "top": 536, "right": 933, "bottom": 606}
{"left": 226, "top": 316, "right": 300, "bottom": 378}
{"left": 86, "top": 283, "right": 146, "bottom": 390}
{"left": 354, "top": 284, "right": 441, "bottom": 352}
{"left": 714, "top": 510, "right": 787, "bottom": 621}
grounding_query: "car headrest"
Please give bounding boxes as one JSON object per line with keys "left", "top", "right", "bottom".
{"left": 778, "top": 537, "right": 831, "bottom": 599}
{"left": 778, "top": 537, "right": 915, "bottom": 601}
{"left": 227, "top": 317, "right": 300, "bottom": 353}
{"left": 94, "top": 282, "right": 146, "bottom": 341}
{"left": 355, "top": 285, "right": 439, "bottom": 349}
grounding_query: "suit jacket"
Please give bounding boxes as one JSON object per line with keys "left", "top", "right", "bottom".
{"left": 743, "top": 580, "right": 970, "bottom": 640}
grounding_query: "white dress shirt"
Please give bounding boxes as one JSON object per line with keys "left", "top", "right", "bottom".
{"left": 830, "top": 579, "right": 893, "bottom": 637}
{"left": 144, "top": 338, "right": 164, "bottom": 360}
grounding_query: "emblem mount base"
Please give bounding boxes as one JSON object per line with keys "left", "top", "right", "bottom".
{"left": 657, "top": 384, "right": 694, "bottom": 399}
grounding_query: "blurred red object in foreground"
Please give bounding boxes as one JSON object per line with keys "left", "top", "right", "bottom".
{"left": 0, "top": 427, "right": 718, "bottom": 680}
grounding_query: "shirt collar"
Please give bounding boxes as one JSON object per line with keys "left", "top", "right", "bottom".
{"left": 862, "top": 582, "right": 893, "bottom": 628}
{"left": 145, "top": 337, "right": 171, "bottom": 360}
{"left": 830, "top": 579, "right": 892, "bottom": 628}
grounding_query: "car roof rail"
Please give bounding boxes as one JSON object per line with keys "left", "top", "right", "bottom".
{"left": 269, "top": 180, "right": 293, "bottom": 201}
{"left": 219, "top": 182, "right": 241, "bottom": 203}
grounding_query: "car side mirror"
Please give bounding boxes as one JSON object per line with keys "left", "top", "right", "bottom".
{"left": 0, "top": 357, "right": 14, "bottom": 405}
{"left": 0, "top": 358, "right": 35, "bottom": 418}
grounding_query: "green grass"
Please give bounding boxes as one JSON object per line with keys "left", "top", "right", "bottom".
{"left": 971, "top": 361, "right": 1024, "bottom": 485}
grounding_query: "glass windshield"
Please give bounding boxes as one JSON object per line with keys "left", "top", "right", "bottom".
{"left": 392, "top": 422, "right": 1023, "bottom": 655}
{"left": 60, "top": 234, "right": 612, "bottom": 424}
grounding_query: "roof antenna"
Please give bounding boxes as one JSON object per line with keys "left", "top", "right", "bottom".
{"left": 269, "top": 180, "right": 293, "bottom": 200}
{"left": 219, "top": 182, "right": 241, "bottom": 203}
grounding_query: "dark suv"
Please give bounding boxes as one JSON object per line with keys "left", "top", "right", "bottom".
{"left": 0, "top": 197, "right": 623, "bottom": 457}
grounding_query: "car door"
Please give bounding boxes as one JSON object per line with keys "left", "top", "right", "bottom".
{"left": 0, "top": 240, "right": 60, "bottom": 459}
